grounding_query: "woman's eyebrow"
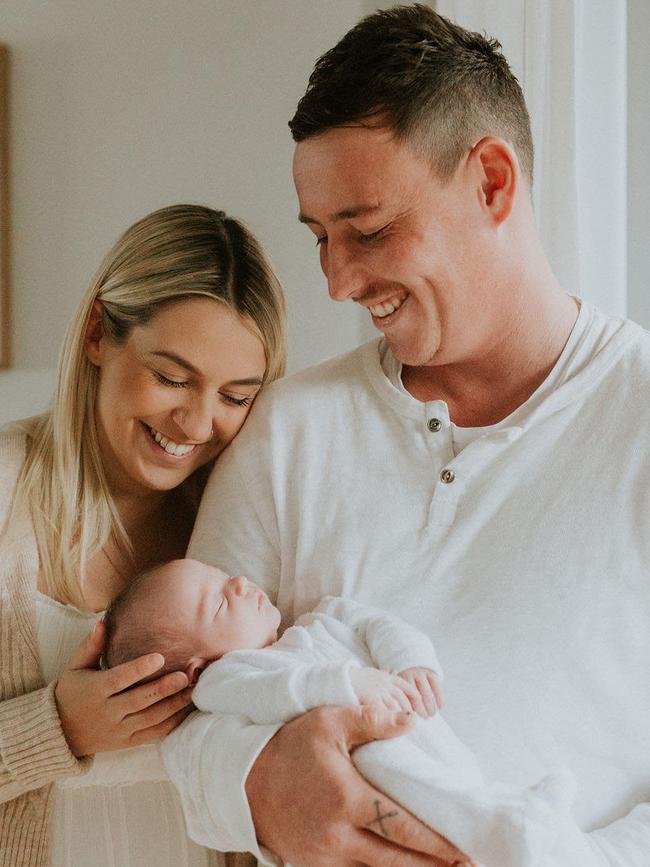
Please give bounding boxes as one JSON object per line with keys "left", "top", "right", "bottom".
{"left": 148, "top": 350, "right": 199, "bottom": 374}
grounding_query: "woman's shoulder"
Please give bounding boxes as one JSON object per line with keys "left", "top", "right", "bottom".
{"left": 0, "top": 428, "right": 30, "bottom": 542}
{"left": 0, "top": 426, "right": 28, "bottom": 487}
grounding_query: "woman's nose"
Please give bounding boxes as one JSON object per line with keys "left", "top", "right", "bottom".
{"left": 230, "top": 575, "right": 249, "bottom": 596}
{"left": 171, "top": 401, "right": 214, "bottom": 443}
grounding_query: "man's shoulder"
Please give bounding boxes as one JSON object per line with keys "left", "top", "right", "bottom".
{"left": 257, "top": 339, "right": 381, "bottom": 410}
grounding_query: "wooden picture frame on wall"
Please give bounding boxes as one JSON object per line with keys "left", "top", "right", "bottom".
{"left": 0, "top": 45, "right": 9, "bottom": 368}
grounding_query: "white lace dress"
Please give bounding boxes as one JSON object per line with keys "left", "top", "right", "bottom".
{"left": 35, "top": 592, "right": 223, "bottom": 867}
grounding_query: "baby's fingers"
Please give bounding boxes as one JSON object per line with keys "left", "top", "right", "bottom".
{"left": 428, "top": 672, "right": 444, "bottom": 711}
{"left": 418, "top": 680, "right": 437, "bottom": 717}
{"left": 393, "top": 675, "right": 426, "bottom": 717}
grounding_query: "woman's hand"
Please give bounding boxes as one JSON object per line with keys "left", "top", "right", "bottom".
{"left": 54, "top": 620, "right": 194, "bottom": 757}
{"left": 246, "top": 704, "right": 469, "bottom": 866}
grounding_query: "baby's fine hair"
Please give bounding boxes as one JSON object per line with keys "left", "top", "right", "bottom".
{"left": 103, "top": 567, "right": 196, "bottom": 683}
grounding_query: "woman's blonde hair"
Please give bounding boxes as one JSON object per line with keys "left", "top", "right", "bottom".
{"left": 11, "top": 204, "right": 286, "bottom": 608}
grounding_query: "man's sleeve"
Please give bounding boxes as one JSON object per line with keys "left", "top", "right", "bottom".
{"left": 187, "top": 424, "right": 281, "bottom": 593}
{"left": 175, "top": 417, "right": 283, "bottom": 857}
{"left": 162, "top": 710, "right": 281, "bottom": 865}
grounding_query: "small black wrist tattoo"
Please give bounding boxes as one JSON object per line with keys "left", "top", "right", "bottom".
{"left": 365, "top": 799, "right": 399, "bottom": 838}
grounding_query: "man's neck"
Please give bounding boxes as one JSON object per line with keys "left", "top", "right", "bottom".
{"left": 402, "top": 292, "right": 580, "bottom": 428}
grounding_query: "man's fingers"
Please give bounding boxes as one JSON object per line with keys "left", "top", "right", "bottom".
{"left": 353, "top": 784, "right": 464, "bottom": 863}
{"left": 67, "top": 621, "right": 106, "bottom": 670}
{"left": 351, "top": 828, "right": 455, "bottom": 867}
{"left": 116, "top": 670, "right": 189, "bottom": 715}
{"left": 340, "top": 704, "right": 415, "bottom": 752}
{"left": 105, "top": 652, "right": 167, "bottom": 695}
{"left": 387, "top": 688, "right": 410, "bottom": 714}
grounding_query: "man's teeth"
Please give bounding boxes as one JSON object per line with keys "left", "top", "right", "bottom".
{"left": 149, "top": 427, "right": 195, "bottom": 457}
{"left": 369, "top": 296, "right": 405, "bottom": 318}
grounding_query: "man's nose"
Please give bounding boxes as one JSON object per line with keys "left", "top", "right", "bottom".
{"left": 322, "top": 242, "right": 367, "bottom": 302}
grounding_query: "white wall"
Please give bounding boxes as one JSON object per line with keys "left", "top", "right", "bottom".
{"left": 628, "top": 0, "right": 650, "bottom": 327}
{"left": 0, "top": 0, "right": 366, "bottom": 423}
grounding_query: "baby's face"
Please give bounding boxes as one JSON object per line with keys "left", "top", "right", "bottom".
{"left": 156, "top": 559, "right": 281, "bottom": 659}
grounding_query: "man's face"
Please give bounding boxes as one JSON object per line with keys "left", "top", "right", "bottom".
{"left": 293, "top": 124, "right": 505, "bottom": 369}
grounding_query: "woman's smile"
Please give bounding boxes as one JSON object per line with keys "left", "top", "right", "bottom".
{"left": 141, "top": 422, "right": 200, "bottom": 458}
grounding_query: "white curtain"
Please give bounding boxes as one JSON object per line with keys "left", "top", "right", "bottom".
{"left": 429, "top": 0, "right": 628, "bottom": 315}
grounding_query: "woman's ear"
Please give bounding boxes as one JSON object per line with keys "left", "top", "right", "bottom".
{"left": 84, "top": 300, "right": 105, "bottom": 365}
{"left": 469, "top": 136, "right": 519, "bottom": 226}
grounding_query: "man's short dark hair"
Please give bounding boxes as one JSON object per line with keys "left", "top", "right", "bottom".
{"left": 289, "top": 3, "right": 533, "bottom": 185}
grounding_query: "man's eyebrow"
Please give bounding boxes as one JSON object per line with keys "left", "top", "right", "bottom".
{"left": 148, "top": 351, "right": 263, "bottom": 387}
{"left": 298, "top": 204, "right": 380, "bottom": 225}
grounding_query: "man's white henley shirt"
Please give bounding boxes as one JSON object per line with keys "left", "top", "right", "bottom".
{"left": 164, "top": 302, "right": 650, "bottom": 865}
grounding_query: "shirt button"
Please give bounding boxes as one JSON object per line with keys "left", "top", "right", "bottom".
{"left": 427, "top": 418, "right": 442, "bottom": 432}
{"left": 440, "top": 468, "right": 455, "bottom": 484}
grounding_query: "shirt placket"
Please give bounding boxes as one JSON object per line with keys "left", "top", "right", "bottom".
{"left": 422, "top": 402, "right": 523, "bottom": 533}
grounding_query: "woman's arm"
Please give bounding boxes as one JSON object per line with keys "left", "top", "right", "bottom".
{"left": 1, "top": 621, "right": 193, "bottom": 801}
{"left": 0, "top": 682, "right": 88, "bottom": 803}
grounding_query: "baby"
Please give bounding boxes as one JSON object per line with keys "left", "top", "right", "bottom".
{"left": 104, "top": 559, "right": 575, "bottom": 867}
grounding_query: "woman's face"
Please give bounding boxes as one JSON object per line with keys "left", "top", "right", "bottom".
{"left": 86, "top": 296, "right": 267, "bottom": 498}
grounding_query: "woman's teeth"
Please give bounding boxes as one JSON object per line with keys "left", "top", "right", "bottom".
{"left": 369, "top": 295, "right": 405, "bottom": 318}
{"left": 149, "top": 426, "right": 195, "bottom": 457}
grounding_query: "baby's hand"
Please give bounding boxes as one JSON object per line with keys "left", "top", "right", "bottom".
{"left": 350, "top": 667, "right": 420, "bottom": 713}
{"left": 398, "top": 667, "right": 443, "bottom": 718}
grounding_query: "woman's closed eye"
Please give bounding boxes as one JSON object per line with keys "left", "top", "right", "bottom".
{"left": 153, "top": 370, "right": 189, "bottom": 389}
{"left": 221, "top": 393, "right": 252, "bottom": 408}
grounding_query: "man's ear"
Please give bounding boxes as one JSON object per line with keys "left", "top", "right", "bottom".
{"left": 469, "top": 136, "right": 519, "bottom": 226}
{"left": 185, "top": 656, "right": 210, "bottom": 685}
{"left": 84, "top": 299, "right": 106, "bottom": 366}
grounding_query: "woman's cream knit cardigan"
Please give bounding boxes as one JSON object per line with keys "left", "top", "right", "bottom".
{"left": 0, "top": 432, "right": 256, "bottom": 867}
{"left": 0, "top": 432, "right": 88, "bottom": 866}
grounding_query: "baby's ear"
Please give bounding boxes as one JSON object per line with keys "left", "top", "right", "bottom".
{"left": 185, "top": 657, "right": 209, "bottom": 685}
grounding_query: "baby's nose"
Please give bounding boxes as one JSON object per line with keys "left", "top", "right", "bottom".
{"left": 230, "top": 575, "right": 249, "bottom": 596}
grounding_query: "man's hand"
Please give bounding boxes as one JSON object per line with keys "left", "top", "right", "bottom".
{"left": 55, "top": 621, "right": 194, "bottom": 756}
{"left": 351, "top": 666, "right": 420, "bottom": 713}
{"left": 398, "top": 668, "right": 443, "bottom": 717}
{"left": 245, "top": 704, "right": 468, "bottom": 866}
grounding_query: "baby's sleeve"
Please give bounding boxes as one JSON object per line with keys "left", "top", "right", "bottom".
{"left": 315, "top": 596, "right": 443, "bottom": 677}
{"left": 193, "top": 648, "right": 359, "bottom": 725}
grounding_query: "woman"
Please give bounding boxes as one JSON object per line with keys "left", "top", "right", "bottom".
{"left": 0, "top": 204, "right": 286, "bottom": 866}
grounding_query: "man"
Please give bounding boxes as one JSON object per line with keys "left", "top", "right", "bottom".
{"left": 164, "top": 6, "right": 650, "bottom": 865}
